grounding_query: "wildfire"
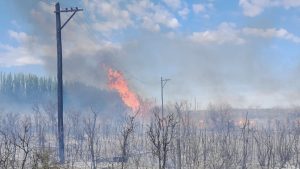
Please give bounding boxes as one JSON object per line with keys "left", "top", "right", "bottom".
{"left": 236, "top": 119, "right": 256, "bottom": 127}
{"left": 107, "top": 68, "right": 140, "bottom": 111}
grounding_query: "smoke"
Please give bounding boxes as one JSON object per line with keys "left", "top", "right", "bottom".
{"left": 5, "top": 0, "right": 300, "bottom": 108}
{"left": 120, "top": 32, "right": 289, "bottom": 107}
{"left": 6, "top": 1, "right": 121, "bottom": 87}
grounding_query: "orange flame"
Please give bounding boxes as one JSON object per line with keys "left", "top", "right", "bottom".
{"left": 107, "top": 68, "right": 140, "bottom": 111}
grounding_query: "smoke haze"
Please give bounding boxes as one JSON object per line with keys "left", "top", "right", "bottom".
{"left": 2, "top": 0, "right": 300, "bottom": 108}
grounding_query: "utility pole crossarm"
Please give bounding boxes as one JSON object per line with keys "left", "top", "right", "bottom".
{"left": 60, "top": 11, "right": 77, "bottom": 30}
{"left": 162, "top": 78, "right": 170, "bottom": 88}
{"left": 58, "top": 7, "right": 83, "bottom": 13}
{"left": 55, "top": 7, "right": 83, "bottom": 30}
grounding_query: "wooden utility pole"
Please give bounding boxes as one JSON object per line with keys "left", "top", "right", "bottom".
{"left": 55, "top": 2, "right": 82, "bottom": 163}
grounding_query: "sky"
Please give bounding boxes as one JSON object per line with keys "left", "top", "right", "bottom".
{"left": 1, "top": 0, "right": 300, "bottom": 108}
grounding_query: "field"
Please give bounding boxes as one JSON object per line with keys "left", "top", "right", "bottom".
{"left": 0, "top": 104, "right": 299, "bottom": 169}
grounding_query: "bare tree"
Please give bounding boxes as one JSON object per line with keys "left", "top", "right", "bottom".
{"left": 15, "top": 116, "right": 32, "bottom": 169}
{"left": 293, "top": 123, "right": 300, "bottom": 168}
{"left": 147, "top": 108, "right": 177, "bottom": 169}
{"left": 254, "top": 128, "right": 275, "bottom": 169}
{"left": 83, "top": 108, "right": 98, "bottom": 169}
{"left": 1, "top": 113, "right": 19, "bottom": 169}
{"left": 43, "top": 102, "right": 57, "bottom": 151}
{"left": 174, "top": 103, "right": 183, "bottom": 169}
{"left": 276, "top": 123, "right": 295, "bottom": 169}
{"left": 206, "top": 103, "right": 234, "bottom": 131}
{"left": 240, "top": 113, "right": 251, "bottom": 169}
{"left": 120, "top": 110, "right": 139, "bottom": 169}
{"left": 33, "top": 105, "right": 46, "bottom": 150}
{"left": 0, "top": 129, "right": 13, "bottom": 168}
{"left": 65, "top": 110, "right": 84, "bottom": 167}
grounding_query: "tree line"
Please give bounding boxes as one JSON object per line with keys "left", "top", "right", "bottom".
{"left": 0, "top": 72, "right": 125, "bottom": 113}
{"left": 0, "top": 72, "right": 56, "bottom": 102}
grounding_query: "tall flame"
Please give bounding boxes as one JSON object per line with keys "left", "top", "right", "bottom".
{"left": 107, "top": 68, "right": 140, "bottom": 111}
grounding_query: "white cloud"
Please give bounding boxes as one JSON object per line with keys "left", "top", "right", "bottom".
{"left": 0, "top": 43, "right": 43, "bottom": 67}
{"left": 203, "top": 14, "right": 210, "bottom": 19}
{"left": 8, "top": 30, "right": 31, "bottom": 42}
{"left": 141, "top": 16, "right": 161, "bottom": 32}
{"left": 15, "top": 56, "right": 43, "bottom": 65}
{"left": 167, "top": 18, "right": 180, "bottom": 28}
{"left": 178, "top": 7, "right": 189, "bottom": 19}
{"left": 239, "top": 0, "right": 269, "bottom": 17}
{"left": 239, "top": 0, "right": 300, "bottom": 17}
{"left": 189, "top": 22, "right": 245, "bottom": 44}
{"left": 189, "top": 22, "right": 300, "bottom": 44}
{"left": 282, "top": 0, "right": 300, "bottom": 8}
{"left": 10, "top": 20, "right": 20, "bottom": 29}
{"left": 0, "top": 30, "right": 44, "bottom": 66}
{"left": 82, "top": 0, "right": 180, "bottom": 33}
{"left": 163, "top": 0, "right": 181, "bottom": 9}
{"left": 84, "top": 1, "right": 132, "bottom": 32}
{"left": 127, "top": 0, "right": 180, "bottom": 31}
{"left": 242, "top": 27, "right": 300, "bottom": 43}
{"left": 193, "top": 3, "right": 205, "bottom": 14}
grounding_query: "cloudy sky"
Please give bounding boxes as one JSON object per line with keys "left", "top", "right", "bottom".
{"left": 1, "top": 0, "right": 300, "bottom": 108}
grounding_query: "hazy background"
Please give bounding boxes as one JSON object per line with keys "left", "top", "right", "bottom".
{"left": 1, "top": 0, "right": 300, "bottom": 109}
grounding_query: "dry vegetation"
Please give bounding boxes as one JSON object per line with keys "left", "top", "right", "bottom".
{"left": 0, "top": 103, "right": 299, "bottom": 169}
